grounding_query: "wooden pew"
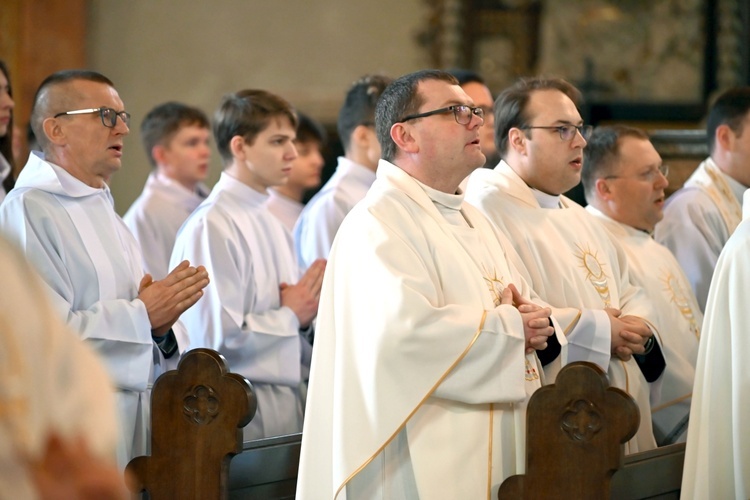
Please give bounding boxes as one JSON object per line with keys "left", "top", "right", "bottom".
{"left": 498, "top": 361, "right": 640, "bottom": 499}
{"left": 127, "top": 348, "right": 256, "bottom": 499}
{"left": 611, "top": 442, "right": 685, "bottom": 499}
{"left": 228, "top": 433, "right": 302, "bottom": 499}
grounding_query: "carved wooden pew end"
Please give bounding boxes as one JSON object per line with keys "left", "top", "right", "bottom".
{"left": 499, "top": 361, "right": 639, "bottom": 499}
{"left": 127, "top": 348, "right": 256, "bottom": 499}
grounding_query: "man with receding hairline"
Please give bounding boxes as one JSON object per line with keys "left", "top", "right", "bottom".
{"left": 582, "top": 125, "right": 700, "bottom": 446}
{"left": 298, "top": 69, "right": 575, "bottom": 499}
{"left": 0, "top": 69, "right": 210, "bottom": 466}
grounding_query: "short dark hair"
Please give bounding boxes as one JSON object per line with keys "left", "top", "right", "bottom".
{"left": 446, "top": 68, "right": 485, "bottom": 87}
{"left": 30, "top": 69, "right": 115, "bottom": 151}
{"left": 296, "top": 112, "right": 327, "bottom": 146}
{"left": 337, "top": 75, "right": 391, "bottom": 152}
{"left": 581, "top": 125, "right": 650, "bottom": 203}
{"left": 375, "top": 70, "right": 458, "bottom": 162}
{"left": 140, "top": 102, "right": 209, "bottom": 168}
{"left": 495, "top": 77, "right": 582, "bottom": 158}
{"left": 213, "top": 89, "right": 297, "bottom": 164}
{"left": 706, "top": 87, "right": 750, "bottom": 154}
{"left": 0, "top": 60, "right": 15, "bottom": 193}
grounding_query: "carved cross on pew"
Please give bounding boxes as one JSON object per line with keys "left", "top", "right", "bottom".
{"left": 127, "top": 348, "right": 257, "bottom": 500}
{"left": 498, "top": 361, "right": 639, "bottom": 499}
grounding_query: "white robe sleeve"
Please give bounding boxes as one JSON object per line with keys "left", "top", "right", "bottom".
{"left": 172, "top": 212, "right": 302, "bottom": 386}
{"left": 295, "top": 193, "right": 348, "bottom": 269}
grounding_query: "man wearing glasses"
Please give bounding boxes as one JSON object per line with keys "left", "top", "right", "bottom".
{"left": 581, "top": 125, "right": 700, "bottom": 446}
{"left": 0, "top": 70, "right": 209, "bottom": 467}
{"left": 298, "top": 69, "right": 569, "bottom": 498}
{"left": 465, "top": 77, "right": 664, "bottom": 454}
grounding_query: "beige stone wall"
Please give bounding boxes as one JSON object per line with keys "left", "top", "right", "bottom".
{"left": 87, "top": 0, "right": 430, "bottom": 213}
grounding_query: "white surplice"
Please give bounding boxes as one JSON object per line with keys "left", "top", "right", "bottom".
{"left": 298, "top": 159, "right": 562, "bottom": 499}
{"left": 266, "top": 188, "right": 304, "bottom": 232}
{"left": 681, "top": 189, "right": 750, "bottom": 499}
{"left": 0, "top": 235, "right": 118, "bottom": 498}
{"left": 171, "top": 172, "right": 310, "bottom": 440}
{"left": 654, "top": 157, "right": 746, "bottom": 312}
{"left": 123, "top": 172, "right": 207, "bottom": 280}
{"left": 0, "top": 152, "right": 179, "bottom": 466}
{"left": 465, "top": 161, "right": 658, "bottom": 454}
{"left": 587, "top": 206, "right": 700, "bottom": 445}
{"left": 293, "top": 156, "right": 375, "bottom": 269}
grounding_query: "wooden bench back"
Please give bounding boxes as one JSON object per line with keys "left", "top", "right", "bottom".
{"left": 499, "top": 361, "right": 639, "bottom": 499}
{"left": 127, "top": 348, "right": 256, "bottom": 499}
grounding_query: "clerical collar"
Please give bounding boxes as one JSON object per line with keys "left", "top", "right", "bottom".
{"left": 531, "top": 188, "right": 562, "bottom": 209}
{"left": 413, "top": 177, "right": 471, "bottom": 227}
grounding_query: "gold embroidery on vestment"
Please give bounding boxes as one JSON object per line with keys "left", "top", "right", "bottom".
{"left": 575, "top": 244, "right": 612, "bottom": 307}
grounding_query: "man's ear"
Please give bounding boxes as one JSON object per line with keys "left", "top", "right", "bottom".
{"left": 351, "top": 124, "right": 373, "bottom": 149}
{"left": 151, "top": 144, "right": 168, "bottom": 166}
{"left": 716, "top": 123, "right": 734, "bottom": 151}
{"left": 390, "top": 122, "right": 418, "bottom": 154}
{"left": 42, "top": 117, "right": 65, "bottom": 146}
{"left": 595, "top": 177, "right": 613, "bottom": 200}
{"left": 229, "top": 135, "right": 246, "bottom": 159}
{"left": 508, "top": 128, "right": 527, "bottom": 155}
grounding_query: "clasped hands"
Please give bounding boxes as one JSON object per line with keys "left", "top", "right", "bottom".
{"left": 501, "top": 283, "right": 554, "bottom": 354}
{"left": 606, "top": 308, "right": 652, "bottom": 361}
{"left": 138, "top": 260, "right": 210, "bottom": 336}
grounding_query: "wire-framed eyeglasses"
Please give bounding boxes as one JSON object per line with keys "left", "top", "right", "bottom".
{"left": 605, "top": 164, "right": 670, "bottom": 183}
{"left": 520, "top": 124, "right": 593, "bottom": 141}
{"left": 53, "top": 107, "right": 131, "bottom": 128}
{"left": 400, "top": 105, "right": 484, "bottom": 125}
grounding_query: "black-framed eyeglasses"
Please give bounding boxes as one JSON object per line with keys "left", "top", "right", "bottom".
{"left": 400, "top": 105, "right": 484, "bottom": 125}
{"left": 520, "top": 124, "right": 593, "bottom": 141}
{"left": 605, "top": 164, "right": 670, "bottom": 183}
{"left": 53, "top": 107, "right": 131, "bottom": 128}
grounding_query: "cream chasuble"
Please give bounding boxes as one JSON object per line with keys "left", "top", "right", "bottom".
{"left": 681, "top": 189, "right": 750, "bottom": 499}
{"left": 298, "top": 160, "right": 559, "bottom": 499}
{"left": 172, "top": 172, "right": 310, "bottom": 440}
{"left": 466, "top": 161, "right": 658, "bottom": 453}
{"left": 0, "top": 152, "right": 179, "bottom": 467}
{"left": 587, "top": 206, "right": 700, "bottom": 445}
{"left": 655, "top": 157, "right": 746, "bottom": 312}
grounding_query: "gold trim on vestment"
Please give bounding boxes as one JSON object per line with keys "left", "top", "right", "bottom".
{"left": 562, "top": 310, "right": 583, "bottom": 336}
{"left": 335, "top": 310, "right": 491, "bottom": 499}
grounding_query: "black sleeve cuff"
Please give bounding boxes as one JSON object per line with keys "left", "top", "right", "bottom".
{"left": 536, "top": 324, "right": 561, "bottom": 367}
{"left": 153, "top": 328, "right": 178, "bottom": 359}
{"left": 633, "top": 337, "right": 666, "bottom": 382}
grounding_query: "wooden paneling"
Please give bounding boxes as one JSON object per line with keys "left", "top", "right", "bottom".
{"left": 0, "top": 0, "right": 86, "bottom": 165}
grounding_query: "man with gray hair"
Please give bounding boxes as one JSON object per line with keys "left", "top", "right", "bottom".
{"left": 0, "top": 70, "right": 209, "bottom": 466}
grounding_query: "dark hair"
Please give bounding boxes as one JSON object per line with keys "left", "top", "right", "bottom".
{"left": 446, "top": 68, "right": 485, "bottom": 86}
{"left": 140, "top": 102, "right": 209, "bottom": 168}
{"left": 337, "top": 75, "right": 391, "bottom": 152}
{"left": 706, "top": 87, "right": 750, "bottom": 154}
{"left": 296, "top": 112, "right": 327, "bottom": 146}
{"left": 581, "top": 125, "right": 650, "bottom": 202}
{"left": 375, "top": 70, "right": 458, "bottom": 162}
{"left": 213, "top": 89, "right": 297, "bottom": 164}
{"left": 495, "top": 77, "right": 582, "bottom": 158}
{"left": 0, "top": 60, "right": 14, "bottom": 193}
{"left": 30, "top": 69, "right": 115, "bottom": 151}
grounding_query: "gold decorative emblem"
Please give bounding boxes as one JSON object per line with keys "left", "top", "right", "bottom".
{"left": 576, "top": 244, "right": 611, "bottom": 307}
{"left": 661, "top": 270, "right": 700, "bottom": 338}
{"left": 482, "top": 266, "right": 507, "bottom": 307}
